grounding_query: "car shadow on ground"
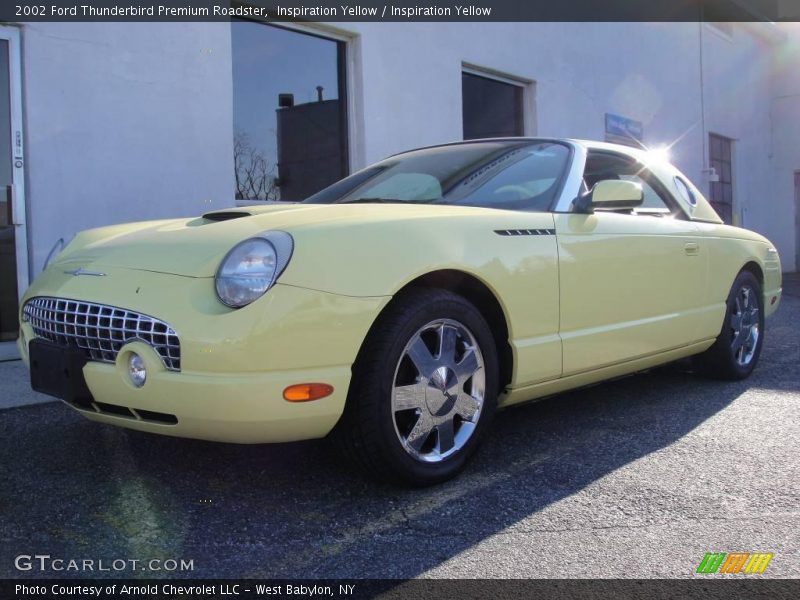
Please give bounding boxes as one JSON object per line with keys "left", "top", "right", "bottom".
{"left": 0, "top": 365, "right": 757, "bottom": 579}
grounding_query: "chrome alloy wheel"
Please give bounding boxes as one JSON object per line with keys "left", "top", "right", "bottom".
{"left": 730, "top": 285, "right": 760, "bottom": 366}
{"left": 391, "top": 319, "right": 485, "bottom": 463}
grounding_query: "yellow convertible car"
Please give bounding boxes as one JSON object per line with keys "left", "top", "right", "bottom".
{"left": 19, "top": 138, "right": 782, "bottom": 484}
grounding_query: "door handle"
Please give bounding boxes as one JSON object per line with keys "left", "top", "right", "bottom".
{"left": 684, "top": 242, "right": 700, "bottom": 256}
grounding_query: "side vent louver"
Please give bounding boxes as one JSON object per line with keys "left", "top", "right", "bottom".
{"left": 494, "top": 229, "right": 555, "bottom": 236}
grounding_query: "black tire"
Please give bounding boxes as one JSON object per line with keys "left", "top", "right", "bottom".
{"left": 330, "top": 288, "right": 499, "bottom": 486}
{"left": 693, "top": 270, "right": 765, "bottom": 380}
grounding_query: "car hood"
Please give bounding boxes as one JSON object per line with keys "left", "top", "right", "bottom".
{"left": 53, "top": 203, "right": 501, "bottom": 278}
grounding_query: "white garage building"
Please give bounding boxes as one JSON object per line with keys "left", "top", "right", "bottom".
{"left": 0, "top": 19, "right": 798, "bottom": 358}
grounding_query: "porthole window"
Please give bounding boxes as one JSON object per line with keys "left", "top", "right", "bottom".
{"left": 674, "top": 176, "right": 697, "bottom": 207}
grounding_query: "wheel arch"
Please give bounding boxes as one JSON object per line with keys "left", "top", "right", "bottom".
{"left": 740, "top": 260, "right": 764, "bottom": 285}
{"left": 356, "top": 269, "right": 514, "bottom": 393}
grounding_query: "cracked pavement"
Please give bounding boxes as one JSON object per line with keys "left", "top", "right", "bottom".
{"left": 1, "top": 275, "right": 798, "bottom": 579}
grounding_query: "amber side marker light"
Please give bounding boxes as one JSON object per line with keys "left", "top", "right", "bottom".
{"left": 283, "top": 383, "right": 334, "bottom": 402}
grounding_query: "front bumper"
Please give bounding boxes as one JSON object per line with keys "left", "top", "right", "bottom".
{"left": 764, "top": 287, "right": 781, "bottom": 318}
{"left": 763, "top": 245, "right": 781, "bottom": 318}
{"left": 19, "top": 264, "right": 389, "bottom": 443}
{"left": 40, "top": 347, "right": 352, "bottom": 443}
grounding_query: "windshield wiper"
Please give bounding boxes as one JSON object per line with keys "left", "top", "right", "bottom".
{"left": 338, "top": 197, "right": 442, "bottom": 205}
{"left": 338, "top": 197, "right": 396, "bottom": 204}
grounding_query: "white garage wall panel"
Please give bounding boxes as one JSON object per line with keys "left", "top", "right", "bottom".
{"left": 18, "top": 21, "right": 800, "bottom": 274}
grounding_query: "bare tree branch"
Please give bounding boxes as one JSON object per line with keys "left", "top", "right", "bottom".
{"left": 233, "top": 130, "right": 279, "bottom": 201}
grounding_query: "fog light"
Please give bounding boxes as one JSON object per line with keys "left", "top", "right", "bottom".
{"left": 128, "top": 353, "right": 147, "bottom": 387}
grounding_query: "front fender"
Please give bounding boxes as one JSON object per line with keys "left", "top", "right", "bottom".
{"left": 695, "top": 223, "right": 782, "bottom": 317}
{"left": 282, "top": 212, "right": 563, "bottom": 386}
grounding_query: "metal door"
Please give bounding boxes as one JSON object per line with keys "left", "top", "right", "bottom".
{"left": 0, "top": 26, "right": 27, "bottom": 360}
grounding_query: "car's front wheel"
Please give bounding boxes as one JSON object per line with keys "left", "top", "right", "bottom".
{"left": 332, "top": 288, "right": 498, "bottom": 485}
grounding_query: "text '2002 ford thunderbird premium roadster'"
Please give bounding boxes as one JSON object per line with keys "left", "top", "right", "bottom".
{"left": 19, "top": 138, "right": 782, "bottom": 484}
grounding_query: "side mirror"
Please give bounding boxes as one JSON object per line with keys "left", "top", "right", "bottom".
{"left": 574, "top": 179, "right": 644, "bottom": 213}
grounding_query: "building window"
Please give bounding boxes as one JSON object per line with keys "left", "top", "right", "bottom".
{"left": 709, "top": 133, "right": 734, "bottom": 224}
{"left": 462, "top": 71, "right": 524, "bottom": 140}
{"left": 231, "top": 22, "right": 348, "bottom": 202}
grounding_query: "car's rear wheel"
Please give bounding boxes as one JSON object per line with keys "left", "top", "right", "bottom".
{"left": 693, "top": 270, "right": 764, "bottom": 380}
{"left": 331, "top": 288, "right": 498, "bottom": 485}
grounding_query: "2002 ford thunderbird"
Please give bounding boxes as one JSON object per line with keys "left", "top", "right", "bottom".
{"left": 19, "top": 138, "right": 782, "bottom": 484}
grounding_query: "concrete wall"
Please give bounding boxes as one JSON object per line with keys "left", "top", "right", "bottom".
{"left": 352, "top": 22, "right": 708, "bottom": 176}
{"left": 18, "top": 20, "right": 800, "bottom": 274}
{"left": 701, "top": 24, "right": 773, "bottom": 229}
{"left": 22, "top": 22, "right": 235, "bottom": 272}
{"left": 770, "top": 23, "right": 800, "bottom": 272}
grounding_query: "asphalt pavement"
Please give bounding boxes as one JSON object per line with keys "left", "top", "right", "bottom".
{"left": 1, "top": 275, "right": 798, "bottom": 579}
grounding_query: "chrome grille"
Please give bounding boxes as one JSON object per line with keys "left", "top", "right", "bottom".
{"left": 22, "top": 296, "right": 180, "bottom": 371}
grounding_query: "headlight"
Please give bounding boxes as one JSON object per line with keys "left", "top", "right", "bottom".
{"left": 215, "top": 232, "right": 293, "bottom": 308}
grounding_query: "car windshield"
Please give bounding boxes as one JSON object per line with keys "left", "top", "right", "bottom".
{"left": 303, "top": 141, "right": 571, "bottom": 211}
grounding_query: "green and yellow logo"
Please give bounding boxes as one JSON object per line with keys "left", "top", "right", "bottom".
{"left": 696, "top": 552, "right": 773, "bottom": 574}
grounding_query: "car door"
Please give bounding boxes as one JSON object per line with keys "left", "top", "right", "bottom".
{"left": 554, "top": 151, "right": 707, "bottom": 376}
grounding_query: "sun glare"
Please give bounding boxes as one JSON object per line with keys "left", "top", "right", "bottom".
{"left": 643, "top": 146, "right": 672, "bottom": 166}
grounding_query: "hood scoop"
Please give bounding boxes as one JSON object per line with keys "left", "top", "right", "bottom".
{"left": 202, "top": 210, "right": 252, "bottom": 222}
